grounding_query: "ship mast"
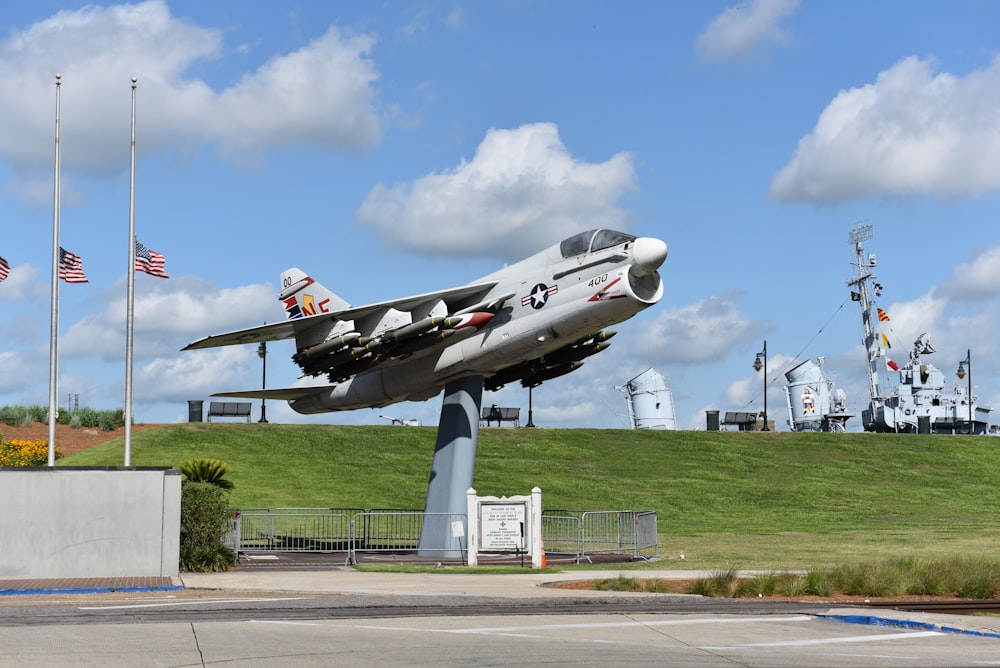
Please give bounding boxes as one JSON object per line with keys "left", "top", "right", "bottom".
{"left": 846, "top": 221, "right": 883, "bottom": 426}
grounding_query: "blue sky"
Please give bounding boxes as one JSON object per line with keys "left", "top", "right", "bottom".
{"left": 1, "top": 0, "right": 999, "bottom": 430}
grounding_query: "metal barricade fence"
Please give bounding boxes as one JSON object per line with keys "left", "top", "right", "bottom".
{"left": 227, "top": 507, "right": 656, "bottom": 563}
{"left": 544, "top": 510, "right": 658, "bottom": 562}
{"left": 234, "top": 508, "right": 360, "bottom": 552}
{"left": 540, "top": 514, "right": 584, "bottom": 562}
{"left": 633, "top": 510, "right": 658, "bottom": 559}
{"left": 355, "top": 508, "right": 422, "bottom": 553}
{"left": 350, "top": 511, "right": 466, "bottom": 562}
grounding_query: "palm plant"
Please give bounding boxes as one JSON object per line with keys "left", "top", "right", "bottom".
{"left": 179, "top": 457, "right": 234, "bottom": 490}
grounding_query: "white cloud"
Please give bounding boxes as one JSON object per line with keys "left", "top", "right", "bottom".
{"left": 935, "top": 245, "right": 1000, "bottom": 299}
{"left": 877, "top": 293, "right": 948, "bottom": 353}
{"left": 0, "top": 263, "right": 45, "bottom": 301}
{"left": 0, "top": 1, "right": 381, "bottom": 193}
{"left": 695, "top": 0, "right": 799, "bottom": 61}
{"left": 211, "top": 27, "right": 380, "bottom": 160}
{"left": 140, "top": 347, "right": 258, "bottom": 403}
{"left": 771, "top": 56, "right": 1000, "bottom": 201}
{"left": 636, "top": 292, "right": 763, "bottom": 364}
{"left": 60, "top": 277, "right": 277, "bottom": 360}
{"left": 0, "top": 351, "right": 36, "bottom": 397}
{"left": 357, "top": 123, "right": 637, "bottom": 261}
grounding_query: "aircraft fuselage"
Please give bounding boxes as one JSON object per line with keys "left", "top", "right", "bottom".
{"left": 288, "top": 232, "right": 665, "bottom": 413}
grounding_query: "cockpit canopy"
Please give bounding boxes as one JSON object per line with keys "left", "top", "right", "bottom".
{"left": 559, "top": 229, "right": 636, "bottom": 259}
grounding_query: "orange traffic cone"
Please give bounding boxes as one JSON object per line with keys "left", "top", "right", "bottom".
{"left": 540, "top": 534, "right": 547, "bottom": 569}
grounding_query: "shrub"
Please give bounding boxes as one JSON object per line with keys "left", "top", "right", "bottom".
{"left": 736, "top": 572, "right": 779, "bottom": 597}
{"left": 0, "top": 404, "right": 126, "bottom": 429}
{"left": 179, "top": 545, "right": 236, "bottom": 573}
{"left": 179, "top": 481, "right": 236, "bottom": 572}
{"left": 776, "top": 573, "right": 808, "bottom": 597}
{"left": 958, "top": 573, "right": 999, "bottom": 599}
{"left": 800, "top": 570, "right": 832, "bottom": 597}
{"left": 0, "top": 405, "right": 24, "bottom": 427}
{"left": 97, "top": 408, "right": 125, "bottom": 431}
{"left": 686, "top": 568, "right": 740, "bottom": 597}
{"left": 642, "top": 578, "right": 674, "bottom": 593}
{"left": 73, "top": 408, "right": 100, "bottom": 428}
{"left": 593, "top": 575, "right": 638, "bottom": 591}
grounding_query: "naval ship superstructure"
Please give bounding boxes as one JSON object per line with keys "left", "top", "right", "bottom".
{"left": 847, "top": 221, "right": 991, "bottom": 433}
{"left": 783, "top": 356, "right": 852, "bottom": 432}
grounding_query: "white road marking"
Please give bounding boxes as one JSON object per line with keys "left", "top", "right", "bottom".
{"left": 243, "top": 616, "right": 966, "bottom": 653}
{"left": 81, "top": 597, "right": 309, "bottom": 610}
{"left": 701, "top": 630, "right": 944, "bottom": 649}
{"left": 443, "top": 615, "right": 814, "bottom": 633}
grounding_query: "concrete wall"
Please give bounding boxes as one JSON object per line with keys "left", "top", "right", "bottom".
{"left": 0, "top": 468, "right": 181, "bottom": 579}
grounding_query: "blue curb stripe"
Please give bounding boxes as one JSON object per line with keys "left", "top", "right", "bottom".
{"left": 819, "top": 614, "right": 1000, "bottom": 639}
{"left": 0, "top": 585, "right": 184, "bottom": 596}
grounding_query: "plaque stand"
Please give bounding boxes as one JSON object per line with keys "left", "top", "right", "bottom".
{"left": 466, "top": 487, "right": 543, "bottom": 567}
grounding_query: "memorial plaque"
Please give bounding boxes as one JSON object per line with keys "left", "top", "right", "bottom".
{"left": 480, "top": 503, "right": 526, "bottom": 551}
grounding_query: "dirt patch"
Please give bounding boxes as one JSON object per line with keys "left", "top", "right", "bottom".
{"left": 0, "top": 422, "right": 163, "bottom": 457}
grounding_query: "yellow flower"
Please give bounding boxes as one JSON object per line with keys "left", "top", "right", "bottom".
{"left": 0, "top": 439, "right": 60, "bottom": 466}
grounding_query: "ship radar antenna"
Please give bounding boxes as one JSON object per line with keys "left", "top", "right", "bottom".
{"left": 849, "top": 220, "right": 872, "bottom": 248}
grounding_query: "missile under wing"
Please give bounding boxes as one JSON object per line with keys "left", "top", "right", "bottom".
{"left": 183, "top": 229, "right": 667, "bottom": 413}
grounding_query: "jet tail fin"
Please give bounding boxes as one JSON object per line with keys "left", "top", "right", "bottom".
{"left": 279, "top": 267, "right": 351, "bottom": 320}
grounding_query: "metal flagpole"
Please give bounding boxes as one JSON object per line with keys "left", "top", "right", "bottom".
{"left": 124, "top": 77, "right": 137, "bottom": 467}
{"left": 47, "top": 74, "right": 62, "bottom": 467}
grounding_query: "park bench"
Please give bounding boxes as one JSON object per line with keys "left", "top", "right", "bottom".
{"left": 723, "top": 411, "right": 759, "bottom": 431}
{"left": 207, "top": 401, "right": 253, "bottom": 423}
{"left": 481, "top": 406, "right": 520, "bottom": 427}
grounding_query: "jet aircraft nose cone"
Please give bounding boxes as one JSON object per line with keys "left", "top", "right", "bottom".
{"left": 631, "top": 237, "right": 668, "bottom": 275}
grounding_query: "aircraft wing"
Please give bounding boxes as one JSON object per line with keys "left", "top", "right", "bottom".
{"left": 182, "top": 281, "right": 501, "bottom": 352}
{"left": 182, "top": 319, "right": 313, "bottom": 350}
{"left": 211, "top": 386, "right": 330, "bottom": 401}
{"left": 331, "top": 281, "right": 499, "bottom": 322}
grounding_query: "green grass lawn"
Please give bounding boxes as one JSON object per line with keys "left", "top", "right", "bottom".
{"left": 61, "top": 424, "right": 1000, "bottom": 569}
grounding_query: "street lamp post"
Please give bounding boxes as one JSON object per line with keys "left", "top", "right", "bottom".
{"left": 956, "top": 349, "right": 972, "bottom": 434}
{"left": 525, "top": 385, "right": 536, "bottom": 427}
{"left": 753, "top": 340, "right": 769, "bottom": 431}
{"left": 257, "top": 339, "right": 268, "bottom": 424}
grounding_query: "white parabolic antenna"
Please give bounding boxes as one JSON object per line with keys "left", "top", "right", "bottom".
{"left": 620, "top": 368, "right": 676, "bottom": 430}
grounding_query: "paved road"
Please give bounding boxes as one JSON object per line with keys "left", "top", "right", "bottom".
{"left": 2, "top": 568, "right": 999, "bottom": 666}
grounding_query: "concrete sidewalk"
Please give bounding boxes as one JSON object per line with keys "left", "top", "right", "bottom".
{"left": 179, "top": 568, "right": 705, "bottom": 598}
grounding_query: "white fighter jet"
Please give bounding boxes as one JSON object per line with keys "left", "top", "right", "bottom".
{"left": 183, "top": 229, "right": 667, "bottom": 413}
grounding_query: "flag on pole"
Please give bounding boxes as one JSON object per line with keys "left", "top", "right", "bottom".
{"left": 135, "top": 241, "right": 169, "bottom": 278}
{"left": 887, "top": 359, "right": 899, "bottom": 371}
{"left": 877, "top": 307, "right": 890, "bottom": 322}
{"left": 881, "top": 332, "right": 891, "bottom": 348}
{"left": 58, "top": 247, "right": 88, "bottom": 283}
{"left": 0, "top": 255, "right": 9, "bottom": 281}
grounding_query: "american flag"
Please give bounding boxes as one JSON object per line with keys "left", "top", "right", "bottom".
{"left": 58, "top": 247, "right": 88, "bottom": 283}
{"left": 0, "top": 255, "right": 9, "bottom": 282}
{"left": 134, "top": 241, "right": 169, "bottom": 279}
